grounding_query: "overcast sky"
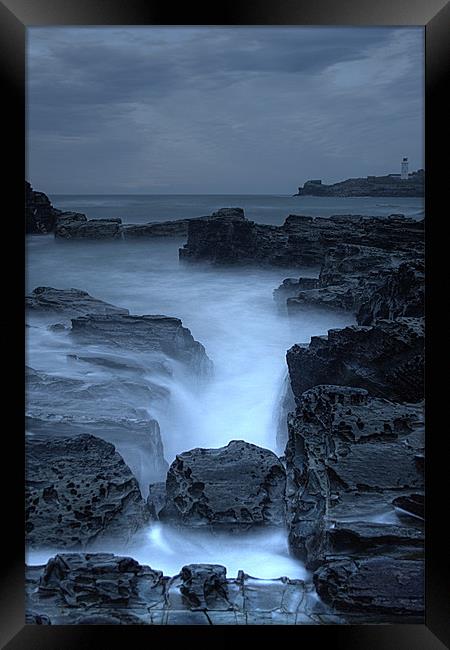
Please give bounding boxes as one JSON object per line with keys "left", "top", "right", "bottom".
{"left": 27, "top": 27, "right": 424, "bottom": 194}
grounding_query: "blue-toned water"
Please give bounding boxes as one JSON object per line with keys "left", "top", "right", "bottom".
{"left": 49, "top": 193, "right": 424, "bottom": 224}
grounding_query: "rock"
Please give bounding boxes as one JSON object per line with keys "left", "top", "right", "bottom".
{"left": 70, "top": 313, "right": 213, "bottom": 377}
{"left": 122, "top": 220, "right": 189, "bottom": 238}
{"left": 160, "top": 440, "right": 286, "bottom": 529}
{"left": 25, "top": 434, "right": 150, "bottom": 549}
{"left": 313, "top": 557, "right": 424, "bottom": 618}
{"left": 26, "top": 181, "right": 62, "bottom": 233}
{"left": 296, "top": 169, "right": 424, "bottom": 197}
{"left": 209, "top": 207, "right": 245, "bottom": 221}
{"left": 25, "top": 367, "right": 169, "bottom": 489}
{"left": 54, "top": 212, "right": 88, "bottom": 238}
{"left": 179, "top": 564, "right": 230, "bottom": 610}
{"left": 273, "top": 277, "right": 319, "bottom": 308}
{"left": 357, "top": 260, "right": 424, "bottom": 325}
{"left": 55, "top": 216, "right": 122, "bottom": 239}
{"left": 180, "top": 213, "right": 424, "bottom": 267}
{"left": 283, "top": 244, "right": 423, "bottom": 321}
{"left": 147, "top": 482, "right": 166, "bottom": 519}
{"left": 26, "top": 287, "right": 129, "bottom": 320}
{"left": 286, "top": 318, "right": 424, "bottom": 404}
{"left": 284, "top": 385, "right": 424, "bottom": 568}
{"left": 392, "top": 494, "right": 424, "bottom": 520}
{"left": 26, "top": 553, "right": 330, "bottom": 624}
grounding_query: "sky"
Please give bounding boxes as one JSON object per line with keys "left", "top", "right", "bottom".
{"left": 27, "top": 27, "right": 424, "bottom": 194}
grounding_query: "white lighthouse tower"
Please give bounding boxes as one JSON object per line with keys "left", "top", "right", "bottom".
{"left": 401, "top": 157, "right": 409, "bottom": 180}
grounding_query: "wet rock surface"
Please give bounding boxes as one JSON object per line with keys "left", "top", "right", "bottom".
{"left": 284, "top": 384, "right": 424, "bottom": 618}
{"left": 180, "top": 212, "right": 424, "bottom": 266}
{"left": 70, "top": 313, "right": 213, "bottom": 377}
{"left": 54, "top": 213, "right": 122, "bottom": 239}
{"left": 26, "top": 553, "right": 337, "bottom": 625}
{"left": 160, "top": 441, "right": 286, "bottom": 528}
{"left": 26, "top": 435, "right": 150, "bottom": 549}
{"left": 286, "top": 318, "right": 424, "bottom": 404}
{"left": 26, "top": 286, "right": 129, "bottom": 320}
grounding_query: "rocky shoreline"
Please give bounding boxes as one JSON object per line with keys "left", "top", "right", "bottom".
{"left": 25, "top": 184, "right": 424, "bottom": 624}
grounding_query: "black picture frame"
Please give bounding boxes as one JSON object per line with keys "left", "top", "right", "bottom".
{"left": 2, "top": 0, "right": 448, "bottom": 647}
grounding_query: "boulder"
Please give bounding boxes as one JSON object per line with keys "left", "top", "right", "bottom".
{"left": 286, "top": 318, "right": 424, "bottom": 404}
{"left": 160, "top": 440, "right": 286, "bottom": 528}
{"left": 26, "top": 181, "right": 61, "bottom": 234}
{"left": 25, "top": 434, "right": 150, "bottom": 549}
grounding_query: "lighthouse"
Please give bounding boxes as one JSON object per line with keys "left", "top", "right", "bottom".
{"left": 401, "top": 157, "right": 409, "bottom": 180}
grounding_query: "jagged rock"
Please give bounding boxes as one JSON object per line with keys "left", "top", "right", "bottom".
{"left": 296, "top": 170, "right": 424, "bottom": 197}
{"left": 283, "top": 244, "right": 423, "bottom": 321}
{"left": 25, "top": 435, "right": 150, "bottom": 549}
{"left": 273, "top": 277, "right": 319, "bottom": 308}
{"left": 160, "top": 440, "right": 286, "bottom": 528}
{"left": 179, "top": 564, "right": 230, "bottom": 610}
{"left": 25, "top": 611, "right": 51, "bottom": 624}
{"left": 56, "top": 216, "right": 123, "bottom": 239}
{"left": 209, "top": 207, "right": 245, "bottom": 221}
{"left": 26, "top": 286, "right": 129, "bottom": 320}
{"left": 284, "top": 385, "right": 424, "bottom": 569}
{"left": 357, "top": 260, "right": 424, "bottom": 325}
{"left": 180, "top": 213, "right": 424, "bottom": 266}
{"left": 25, "top": 181, "right": 62, "bottom": 233}
{"left": 26, "top": 553, "right": 330, "bottom": 624}
{"left": 314, "top": 557, "right": 424, "bottom": 617}
{"left": 70, "top": 313, "right": 213, "bottom": 377}
{"left": 25, "top": 367, "right": 169, "bottom": 489}
{"left": 286, "top": 318, "right": 424, "bottom": 404}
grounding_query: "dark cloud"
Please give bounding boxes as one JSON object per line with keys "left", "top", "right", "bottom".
{"left": 27, "top": 27, "right": 424, "bottom": 193}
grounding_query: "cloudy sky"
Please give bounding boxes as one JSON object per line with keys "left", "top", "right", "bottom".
{"left": 27, "top": 27, "right": 424, "bottom": 194}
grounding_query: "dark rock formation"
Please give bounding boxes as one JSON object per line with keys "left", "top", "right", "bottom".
{"left": 273, "top": 277, "right": 319, "bottom": 308}
{"left": 26, "top": 287, "right": 129, "bottom": 320}
{"left": 283, "top": 245, "right": 424, "bottom": 325}
{"left": 26, "top": 553, "right": 332, "bottom": 624}
{"left": 26, "top": 181, "right": 61, "bottom": 233}
{"left": 357, "top": 259, "right": 424, "bottom": 325}
{"left": 160, "top": 440, "right": 286, "bottom": 529}
{"left": 122, "top": 220, "right": 189, "bottom": 238}
{"left": 284, "top": 384, "right": 424, "bottom": 619}
{"left": 25, "top": 435, "right": 149, "bottom": 549}
{"left": 286, "top": 318, "right": 424, "bottom": 404}
{"left": 296, "top": 169, "right": 424, "bottom": 197}
{"left": 147, "top": 482, "right": 166, "bottom": 519}
{"left": 55, "top": 213, "right": 122, "bottom": 239}
{"left": 70, "top": 313, "right": 213, "bottom": 377}
{"left": 180, "top": 213, "right": 424, "bottom": 267}
{"left": 285, "top": 385, "right": 424, "bottom": 569}
{"left": 314, "top": 558, "right": 424, "bottom": 618}
{"left": 25, "top": 366, "right": 169, "bottom": 489}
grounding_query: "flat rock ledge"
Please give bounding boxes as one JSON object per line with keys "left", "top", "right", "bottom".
{"left": 25, "top": 552, "right": 338, "bottom": 625}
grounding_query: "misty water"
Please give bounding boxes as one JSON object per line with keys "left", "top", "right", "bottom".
{"left": 26, "top": 226, "right": 358, "bottom": 578}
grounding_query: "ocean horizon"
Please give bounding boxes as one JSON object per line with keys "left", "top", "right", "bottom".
{"left": 48, "top": 193, "right": 425, "bottom": 226}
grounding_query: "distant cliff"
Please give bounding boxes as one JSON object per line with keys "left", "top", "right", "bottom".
{"left": 295, "top": 169, "right": 424, "bottom": 197}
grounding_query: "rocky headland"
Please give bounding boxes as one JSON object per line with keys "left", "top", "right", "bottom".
{"left": 295, "top": 169, "right": 424, "bottom": 197}
{"left": 25, "top": 185, "right": 424, "bottom": 625}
